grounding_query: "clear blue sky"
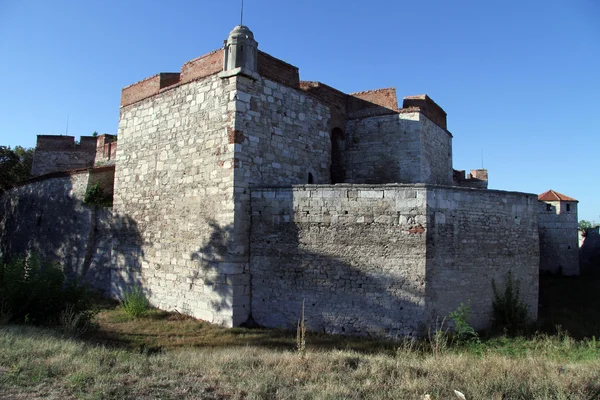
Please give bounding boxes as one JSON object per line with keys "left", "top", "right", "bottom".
{"left": 0, "top": 0, "right": 598, "bottom": 221}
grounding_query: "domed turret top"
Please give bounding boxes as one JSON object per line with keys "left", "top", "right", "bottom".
{"left": 223, "top": 24, "right": 258, "bottom": 73}
{"left": 228, "top": 25, "right": 255, "bottom": 41}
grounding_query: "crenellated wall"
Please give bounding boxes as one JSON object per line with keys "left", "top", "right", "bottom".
{"left": 31, "top": 135, "right": 97, "bottom": 177}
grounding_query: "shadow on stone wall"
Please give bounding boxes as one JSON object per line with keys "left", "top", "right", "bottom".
{"left": 109, "top": 213, "right": 145, "bottom": 298}
{"left": 0, "top": 177, "right": 108, "bottom": 288}
{"left": 249, "top": 213, "right": 427, "bottom": 338}
{"left": 188, "top": 219, "right": 236, "bottom": 314}
{"left": 0, "top": 173, "right": 144, "bottom": 297}
{"left": 580, "top": 227, "right": 600, "bottom": 277}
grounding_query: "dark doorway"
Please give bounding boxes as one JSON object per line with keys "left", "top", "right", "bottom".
{"left": 308, "top": 172, "right": 314, "bottom": 184}
{"left": 330, "top": 128, "right": 345, "bottom": 184}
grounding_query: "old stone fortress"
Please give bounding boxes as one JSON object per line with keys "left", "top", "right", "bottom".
{"left": 1, "top": 25, "right": 583, "bottom": 337}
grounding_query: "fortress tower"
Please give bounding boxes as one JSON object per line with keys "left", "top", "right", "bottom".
{"left": 538, "top": 190, "right": 579, "bottom": 275}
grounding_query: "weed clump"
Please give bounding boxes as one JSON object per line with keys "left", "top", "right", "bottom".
{"left": 84, "top": 182, "right": 113, "bottom": 207}
{"left": 492, "top": 271, "right": 529, "bottom": 336}
{"left": 449, "top": 302, "right": 479, "bottom": 344}
{"left": 0, "top": 254, "right": 94, "bottom": 331}
{"left": 121, "top": 287, "right": 150, "bottom": 318}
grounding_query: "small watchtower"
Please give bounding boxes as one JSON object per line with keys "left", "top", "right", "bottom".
{"left": 223, "top": 25, "right": 258, "bottom": 73}
{"left": 538, "top": 189, "right": 579, "bottom": 275}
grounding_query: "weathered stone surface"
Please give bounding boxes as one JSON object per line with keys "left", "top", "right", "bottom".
{"left": 113, "top": 74, "right": 248, "bottom": 327}
{"left": 249, "top": 185, "right": 539, "bottom": 337}
{"left": 0, "top": 169, "right": 114, "bottom": 293}
{"left": 538, "top": 200, "right": 579, "bottom": 275}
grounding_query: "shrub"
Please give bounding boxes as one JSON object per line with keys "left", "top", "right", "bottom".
{"left": 492, "top": 271, "right": 529, "bottom": 336}
{"left": 121, "top": 287, "right": 150, "bottom": 318}
{"left": 84, "top": 182, "right": 113, "bottom": 207}
{"left": 449, "top": 302, "right": 479, "bottom": 344}
{"left": 0, "top": 254, "right": 93, "bottom": 328}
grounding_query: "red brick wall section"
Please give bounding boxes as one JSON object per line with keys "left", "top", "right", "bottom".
{"left": 347, "top": 88, "right": 400, "bottom": 118}
{"left": 349, "top": 88, "right": 398, "bottom": 110}
{"left": 258, "top": 51, "right": 300, "bottom": 88}
{"left": 121, "top": 75, "right": 162, "bottom": 107}
{"left": 402, "top": 95, "right": 447, "bottom": 130}
{"left": 159, "top": 73, "right": 181, "bottom": 88}
{"left": 180, "top": 49, "right": 223, "bottom": 84}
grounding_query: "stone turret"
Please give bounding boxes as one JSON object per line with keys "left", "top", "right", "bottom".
{"left": 223, "top": 25, "right": 258, "bottom": 73}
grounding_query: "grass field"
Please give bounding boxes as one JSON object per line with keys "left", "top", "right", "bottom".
{"left": 0, "top": 275, "right": 599, "bottom": 399}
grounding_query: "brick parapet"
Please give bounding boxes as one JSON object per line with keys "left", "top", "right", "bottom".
{"left": 257, "top": 51, "right": 300, "bottom": 88}
{"left": 402, "top": 95, "right": 447, "bottom": 130}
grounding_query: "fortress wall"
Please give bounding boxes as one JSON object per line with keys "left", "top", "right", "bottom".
{"left": 233, "top": 76, "right": 331, "bottom": 186}
{"left": 345, "top": 113, "right": 422, "bottom": 184}
{"left": 0, "top": 170, "right": 113, "bottom": 293}
{"left": 250, "top": 185, "right": 429, "bottom": 338}
{"left": 420, "top": 115, "right": 453, "bottom": 186}
{"left": 257, "top": 51, "right": 300, "bottom": 88}
{"left": 180, "top": 49, "right": 223, "bottom": 84}
{"left": 114, "top": 73, "right": 250, "bottom": 327}
{"left": 426, "top": 187, "right": 539, "bottom": 330}
{"left": 538, "top": 201, "right": 579, "bottom": 275}
{"left": 31, "top": 136, "right": 96, "bottom": 177}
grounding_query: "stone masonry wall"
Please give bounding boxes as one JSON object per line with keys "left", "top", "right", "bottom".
{"left": 538, "top": 201, "right": 579, "bottom": 275}
{"left": 249, "top": 184, "right": 539, "bottom": 337}
{"left": 345, "top": 112, "right": 452, "bottom": 185}
{"left": 426, "top": 187, "right": 539, "bottom": 330}
{"left": 113, "top": 73, "right": 250, "bottom": 327}
{"left": 250, "top": 185, "right": 429, "bottom": 338}
{"left": 31, "top": 136, "right": 96, "bottom": 177}
{"left": 233, "top": 75, "right": 331, "bottom": 187}
{"left": 345, "top": 112, "right": 422, "bottom": 184}
{"left": 0, "top": 170, "right": 113, "bottom": 293}
{"left": 420, "top": 115, "right": 453, "bottom": 186}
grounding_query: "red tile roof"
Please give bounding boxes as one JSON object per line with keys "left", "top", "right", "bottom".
{"left": 538, "top": 190, "right": 577, "bottom": 202}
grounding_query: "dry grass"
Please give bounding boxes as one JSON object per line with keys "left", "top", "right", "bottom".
{"left": 1, "top": 310, "right": 600, "bottom": 399}
{"left": 1, "top": 276, "right": 600, "bottom": 399}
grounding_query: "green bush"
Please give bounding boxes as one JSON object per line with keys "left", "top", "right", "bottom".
{"left": 84, "top": 182, "right": 113, "bottom": 207}
{"left": 449, "top": 302, "right": 479, "bottom": 344}
{"left": 121, "top": 287, "right": 150, "bottom": 318}
{"left": 0, "top": 254, "right": 93, "bottom": 328}
{"left": 492, "top": 271, "right": 529, "bottom": 336}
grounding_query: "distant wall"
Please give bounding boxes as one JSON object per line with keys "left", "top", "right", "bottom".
{"left": 580, "top": 227, "right": 600, "bottom": 276}
{"left": 0, "top": 167, "right": 115, "bottom": 293}
{"left": 538, "top": 201, "right": 579, "bottom": 275}
{"left": 31, "top": 136, "right": 97, "bottom": 177}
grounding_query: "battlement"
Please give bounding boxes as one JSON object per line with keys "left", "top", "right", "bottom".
{"left": 402, "top": 95, "right": 447, "bottom": 130}
{"left": 257, "top": 50, "right": 300, "bottom": 88}
{"left": 120, "top": 48, "right": 301, "bottom": 108}
{"left": 35, "top": 135, "right": 96, "bottom": 151}
{"left": 347, "top": 88, "right": 399, "bottom": 118}
{"left": 453, "top": 169, "right": 489, "bottom": 189}
{"left": 95, "top": 134, "right": 118, "bottom": 166}
{"left": 120, "top": 72, "right": 182, "bottom": 107}
{"left": 31, "top": 134, "right": 117, "bottom": 177}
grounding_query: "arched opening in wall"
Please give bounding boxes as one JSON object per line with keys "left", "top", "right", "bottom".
{"left": 308, "top": 173, "right": 314, "bottom": 184}
{"left": 330, "top": 127, "right": 345, "bottom": 184}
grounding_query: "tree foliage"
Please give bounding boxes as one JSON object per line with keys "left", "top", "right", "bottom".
{"left": 0, "top": 145, "right": 34, "bottom": 191}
